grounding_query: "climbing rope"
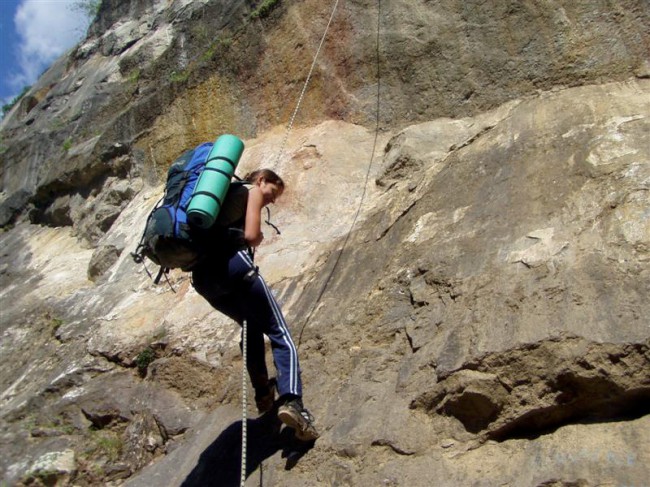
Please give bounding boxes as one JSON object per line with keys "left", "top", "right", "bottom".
{"left": 273, "top": 0, "right": 341, "bottom": 166}
{"left": 238, "top": 0, "right": 349, "bottom": 481}
{"left": 240, "top": 319, "right": 248, "bottom": 487}
{"left": 238, "top": 3, "right": 342, "bottom": 481}
{"left": 297, "top": 0, "right": 382, "bottom": 347}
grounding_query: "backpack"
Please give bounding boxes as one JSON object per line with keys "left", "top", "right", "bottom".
{"left": 131, "top": 142, "right": 235, "bottom": 283}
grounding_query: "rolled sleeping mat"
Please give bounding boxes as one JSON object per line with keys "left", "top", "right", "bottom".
{"left": 186, "top": 134, "right": 245, "bottom": 229}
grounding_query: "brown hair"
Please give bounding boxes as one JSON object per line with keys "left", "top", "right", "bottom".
{"left": 244, "top": 169, "right": 285, "bottom": 192}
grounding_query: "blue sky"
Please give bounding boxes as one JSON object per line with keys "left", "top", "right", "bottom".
{"left": 0, "top": 0, "right": 92, "bottom": 107}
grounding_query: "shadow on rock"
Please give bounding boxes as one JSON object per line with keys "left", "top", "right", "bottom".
{"left": 181, "top": 411, "right": 315, "bottom": 487}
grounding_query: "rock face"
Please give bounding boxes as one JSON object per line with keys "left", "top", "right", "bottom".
{"left": 1, "top": 0, "right": 649, "bottom": 485}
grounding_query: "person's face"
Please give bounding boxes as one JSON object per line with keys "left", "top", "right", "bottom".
{"left": 259, "top": 179, "right": 283, "bottom": 206}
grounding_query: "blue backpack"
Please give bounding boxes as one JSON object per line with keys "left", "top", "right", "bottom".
{"left": 132, "top": 142, "right": 234, "bottom": 282}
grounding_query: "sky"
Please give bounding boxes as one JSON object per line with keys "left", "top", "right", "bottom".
{"left": 0, "top": 0, "right": 92, "bottom": 108}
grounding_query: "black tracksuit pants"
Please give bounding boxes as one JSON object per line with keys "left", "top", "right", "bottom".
{"left": 192, "top": 249, "right": 302, "bottom": 399}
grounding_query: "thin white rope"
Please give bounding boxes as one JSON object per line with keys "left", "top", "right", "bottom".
{"left": 273, "top": 0, "right": 341, "bottom": 166}
{"left": 239, "top": 2, "right": 341, "bottom": 482}
{"left": 297, "top": 0, "right": 382, "bottom": 347}
{"left": 240, "top": 319, "right": 248, "bottom": 487}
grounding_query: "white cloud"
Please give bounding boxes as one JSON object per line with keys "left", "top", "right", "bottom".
{"left": 10, "top": 0, "right": 91, "bottom": 90}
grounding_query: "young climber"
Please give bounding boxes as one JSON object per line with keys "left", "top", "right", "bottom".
{"left": 191, "top": 169, "right": 319, "bottom": 441}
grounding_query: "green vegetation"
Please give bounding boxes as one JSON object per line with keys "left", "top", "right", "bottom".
{"left": 91, "top": 431, "right": 123, "bottom": 462}
{"left": 72, "top": 0, "right": 101, "bottom": 19}
{"left": 201, "top": 46, "right": 216, "bottom": 63}
{"left": 135, "top": 347, "right": 155, "bottom": 373}
{"left": 44, "top": 312, "right": 65, "bottom": 336}
{"left": 79, "top": 429, "right": 124, "bottom": 464}
{"left": 23, "top": 414, "right": 38, "bottom": 432}
{"left": 200, "top": 36, "right": 233, "bottom": 62}
{"left": 50, "top": 317, "right": 64, "bottom": 335}
{"left": 32, "top": 417, "right": 76, "bottom": 435}
{"left": 62, "top": 138, "right": 73, "bottom": 151}
{"left": 2, "top": 85, "right": 31, "bottom": 116}
{"left": 49, "top": 118, "right": 66, "bottom": 131}
{"left": 73, "top": 429, "right": 125, "bottom": 482}
{"left": 21, "top": 469, "right": 59, "bottom": 485}
{"left": 56, "top": 423, "right": 76, "bottom": 435}
{"left": 192, "top": 23, "right": 210, "bottom": 44}
{"left": 169, "top": 69, "right": 190, "bottom": 83}
{"left": 127, "top": 68, "right": 141, "bottom": 83}
{"left": 250, "top": 0, "right": 280, "bottom": 19}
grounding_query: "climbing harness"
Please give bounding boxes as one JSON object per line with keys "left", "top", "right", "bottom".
{"left": 240, "top": 319, "right": 249, "bottom": 487}
{"left": 273, "top": 0, "right": 341, "bottom": 166}
{"left": 297, "top": 0, "right": 383, "bottom": 347}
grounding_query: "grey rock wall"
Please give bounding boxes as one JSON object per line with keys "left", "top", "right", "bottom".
{"left": 1, "top": 0, "right": 648, "bottom": 231}
{"left": 0, "top": 0, "right": 648, "bottom": 485}
{"left": 2, "top": 80, "right": 647, "bottom": 487}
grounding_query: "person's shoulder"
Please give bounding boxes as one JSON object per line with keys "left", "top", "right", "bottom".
{"left": 247, "top": 184, "right": 262, "bottom": 196}
{"left": 246, "top": 185, "right": 264, "bottom": 206}
{"left": 225, "top": 182, "right": 250, "bottom": 198}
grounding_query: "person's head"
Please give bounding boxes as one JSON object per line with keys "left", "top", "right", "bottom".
{"left": 244, "top": 169, "right": 285, "bottom": 205}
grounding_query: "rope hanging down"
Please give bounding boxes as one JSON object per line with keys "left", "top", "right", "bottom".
{"left": 273, "top": 0, "right": 341, "bottom": 166}
{"left": 240, "top": 319, "right": 248, "bottom": 487}
{"left": 297, "top": 0, "right": 382, "bottom": 347}
{"left": 241, "top": 3, "right": 341, "bottom": 482}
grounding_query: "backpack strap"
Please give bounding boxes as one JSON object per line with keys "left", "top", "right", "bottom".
{"left": 131, "top": 195, "right": 164, "bottom": 265}
{"left": 264, "top": 206, "right": 281, "bottom": 235}
{"left": 152, "top": 266, "right": 177, "bottom": 292}
{"left": 153, "top": 266, "right": 166, "bottom": 285}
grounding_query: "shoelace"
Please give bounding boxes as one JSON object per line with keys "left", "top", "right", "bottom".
{"left": 300, "top": 409, "right": 315, "bottom": 423}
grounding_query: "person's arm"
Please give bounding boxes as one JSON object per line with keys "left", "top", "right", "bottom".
{"left": 244, "top": 186, "right": 265, "bottom": 247}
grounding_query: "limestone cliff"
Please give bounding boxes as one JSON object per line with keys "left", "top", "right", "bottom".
{"left": 0, "top": 0, "right": 649, "bottom": 486}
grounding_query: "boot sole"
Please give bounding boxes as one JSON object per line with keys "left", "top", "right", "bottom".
{"left": 278, "top": 409, "right": 320, "bottom": 441}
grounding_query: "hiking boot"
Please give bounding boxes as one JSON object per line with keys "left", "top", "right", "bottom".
{"left": 255, "top": 378, "right": 276, "bottom": 414}
{"left": 277, "top": 397, "right": 320, "bottom": 441}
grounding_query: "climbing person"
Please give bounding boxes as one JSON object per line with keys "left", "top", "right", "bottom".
{"left": 191, "top": 168, "right": 320, "bottom": 442}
